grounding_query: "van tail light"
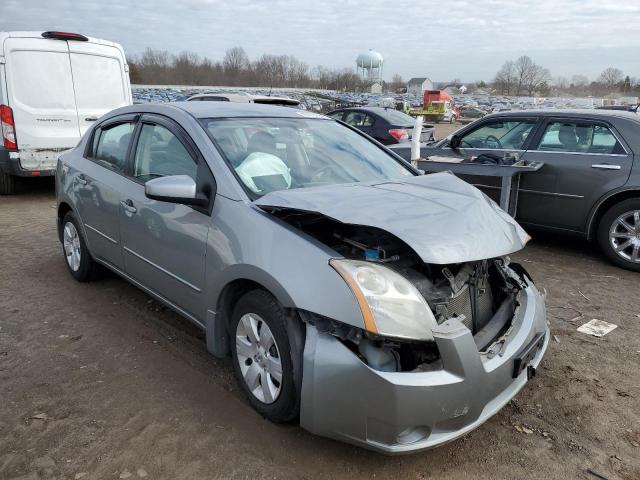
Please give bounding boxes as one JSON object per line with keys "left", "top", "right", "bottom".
{"left": 0, "top": 105, "right": 18, "bottom": 150}
{"left": 388, "top": 129, "right": 409, "bottom": 142}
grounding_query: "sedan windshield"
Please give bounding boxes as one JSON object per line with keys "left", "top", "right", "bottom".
{"left": 200, "top": 117, "right": 414, "bottom": 196}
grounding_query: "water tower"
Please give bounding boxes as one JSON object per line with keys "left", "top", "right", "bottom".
{"left": 356, "top": 49, "right": 383, "bottom": 83}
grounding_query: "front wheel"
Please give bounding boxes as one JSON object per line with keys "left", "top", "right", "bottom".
{"left": 597, "top": 198, "right": 640, "bottom": 272}
{"left": 230, "top": 289, "right": 303, "bottom": 423}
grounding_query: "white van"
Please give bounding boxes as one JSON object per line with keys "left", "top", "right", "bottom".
{"left": 0, "top": 31, "right": 132, "bottom": 194}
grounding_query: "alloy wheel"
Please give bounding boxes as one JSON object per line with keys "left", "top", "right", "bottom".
{"left": 235, "top": 313, "right": 283, "bottom": 404}
{"left": 63, "top": 222, "right": 82, "bottom": 271}
{"left": 609, "top": 210, "right": 640, "bottom": 263}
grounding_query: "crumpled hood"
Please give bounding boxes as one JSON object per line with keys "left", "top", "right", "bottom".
{"left": 254, "top": 172, "right": 530, "bottom": 264}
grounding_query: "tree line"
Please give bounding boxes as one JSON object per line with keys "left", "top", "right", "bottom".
{"left": 129, "top": 46, "right": 368, "bottom": 91}
{"left": 129, "top": 46, "right": 639, "bottom": 98}
{"left": 492, "top": 56, "right": 638, "bottom": 97}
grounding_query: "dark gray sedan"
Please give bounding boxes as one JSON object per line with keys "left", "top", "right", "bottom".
{"left": 55, "top": 102, "right": 549, "bottom": 453}
{"left": 392, "top": 110, "right": 640, "bottom": 271}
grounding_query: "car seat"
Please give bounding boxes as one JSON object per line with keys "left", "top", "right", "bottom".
{"left": 558, "top": 124, "right": 578, "bottom": 150}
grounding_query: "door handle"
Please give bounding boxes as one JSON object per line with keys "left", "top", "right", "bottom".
{"left": 120, "top": 199, "right": 137, "bottom": 214}
{"left": 76, "top": 174, "right": 88, "bottom": 185}
{"left": 591, "top": 164, "right": 621, "bottom": 170}
{"left": 84, "top": 116, "right": 98, "bottom": 122}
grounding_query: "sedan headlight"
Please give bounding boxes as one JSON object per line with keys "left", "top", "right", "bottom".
{"left": 330, "top": 259, "right": 438, "bottom": 341}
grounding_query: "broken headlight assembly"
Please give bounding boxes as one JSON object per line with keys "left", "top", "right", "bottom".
{"left": 330, "top": 259, "right": 439, "bottom": 341}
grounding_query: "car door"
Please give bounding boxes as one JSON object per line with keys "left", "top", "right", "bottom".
{"left": 452, "top": 117, "right": 541, "bottom": 202}
{"left": 119, "top": 114, "right": 214, "bottom": 321}
{"left": 516, "top": 118, "right": 633, "bottom": 231}
{"left": 75, "top": 115, "right": 137, "bottom": 270}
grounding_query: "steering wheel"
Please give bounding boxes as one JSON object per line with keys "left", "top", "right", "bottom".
{"left": 485, "top": 135, "right": 503, "bottom": 149}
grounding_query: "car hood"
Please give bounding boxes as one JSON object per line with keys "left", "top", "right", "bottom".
{"left": 254, "top": 172, "right": 530, "bottom": 264}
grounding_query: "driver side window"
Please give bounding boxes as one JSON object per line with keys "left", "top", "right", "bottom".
{"left": 459, "top": 120, "right": 536, "bottom": 150}
{"left": 133, "top": 124, "right": 198, "bottom": 183}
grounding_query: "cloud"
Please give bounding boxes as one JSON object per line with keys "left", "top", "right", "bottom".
{"left": 2, "top": 0, "right": 638, "bottom": 81}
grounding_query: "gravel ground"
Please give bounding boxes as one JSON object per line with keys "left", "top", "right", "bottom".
{"left": 0, "top": 173, "right": 639, "bottom": 480}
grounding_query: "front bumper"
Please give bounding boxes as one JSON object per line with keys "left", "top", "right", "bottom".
{"left": 300, "top": 283, "right": 549, "bottom": 454}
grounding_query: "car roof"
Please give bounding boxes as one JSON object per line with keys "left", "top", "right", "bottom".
{"left": 487, "top": 108, "right": 640, "bottom": 123}
{"left": 122, "top": 101, "right": 327, "bottom": 119}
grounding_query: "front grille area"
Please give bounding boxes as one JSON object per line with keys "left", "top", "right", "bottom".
{"left": 447, "top": 284, "right": 474, "bottom": 330}
{"left": 446, "top": 282, "right": 494, "bottom": 332}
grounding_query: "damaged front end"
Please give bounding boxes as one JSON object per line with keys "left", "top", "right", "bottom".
{"left": 262, "top": 206, "right": 549, "bottom": 453}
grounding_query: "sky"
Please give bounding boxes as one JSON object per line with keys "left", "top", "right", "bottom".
{"left": 2, "top": 0, "right": 639, "bottom": 83}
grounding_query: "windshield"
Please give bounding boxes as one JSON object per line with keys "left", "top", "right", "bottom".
{"left": 200, "top": 117, "right": 414, "bottom": 196}
{"left": 378, "top": 109, "right": 415, "bottom": 127}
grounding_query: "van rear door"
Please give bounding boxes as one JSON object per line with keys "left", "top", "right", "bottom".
{"left": 68, "top": 41, "right": 131, "bottom": 136}
{"left": 3, "top": 37, "right": 81, "bottom": 170}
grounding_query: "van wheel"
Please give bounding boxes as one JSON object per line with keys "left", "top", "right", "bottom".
{"left": 597, "top": 198, "right": 640, "bottom": 272}
{"left": 0, "top": 172, "right": 16, "bottom": 195}
{"left": 62, "top": 212, "right": 96, "bottom": 281}
{"left": 230, "top": 289, "right": 303, "bottom": 423}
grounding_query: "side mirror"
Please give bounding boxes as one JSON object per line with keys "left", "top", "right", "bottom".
{"left": 145, "top": 175, "right": 208, "bottom": 206}
{"left": 450, "top": 134, "right": 461, "bottom": 149}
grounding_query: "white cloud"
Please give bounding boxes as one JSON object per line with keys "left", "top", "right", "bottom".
{"left": 2, "top": 0, "right": 638, "bottom": 81}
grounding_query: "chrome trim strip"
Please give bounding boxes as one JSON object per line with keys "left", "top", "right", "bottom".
{"left": 123, "top": 246, "right": 202, "bottom": 293}
{"left": 84, "top": 224, "right": 118, "bottom": 244}
{"left": 591, "top": 164, "right": 622, "bottom": 170}
{"left": 518, "top": 188, "right": 584, "bottom": 199}
{"left": 526, "top": 150, "right": 629, "bottom": 157}
{"left": 473, "top": 184, "right": 584, "bottom": 199}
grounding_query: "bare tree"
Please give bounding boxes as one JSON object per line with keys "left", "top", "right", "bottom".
{"left": 524, "top": 64, "right": 551, "bottom": 96}
{"left": 598, "top": 67, "right": 624, "bottom": 90}
{"left": 494, "top": 60, "right": 516, "bottom": 95}
{"left": 389, "top": 73, "right": 404, "bottom": 92}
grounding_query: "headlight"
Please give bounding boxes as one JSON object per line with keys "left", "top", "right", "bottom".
{"left": 330, "top": 259, "right": 438, "bottom": 341}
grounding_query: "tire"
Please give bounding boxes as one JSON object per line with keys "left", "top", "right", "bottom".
{"left": 450, "top": 115, "right": 457, "bottom": 124}
{"left": 61, "top": 212, "right": 96, "bottom": 281}
{"left": 597, "top": 198, "right": 640, "bottom": 272}
{"left": 230, "top": 289, "right": 303, "bottom": 423}
{"left": 0, "top": 171, "right": 16, "bottom": 195}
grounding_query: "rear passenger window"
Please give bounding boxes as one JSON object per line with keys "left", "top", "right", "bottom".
{"left": 93, "top": 123, "right": 135, "bottom": 171}
{"left": 133, "top": 124, "right": 197, "bottom": 182}
{"left": 537, "top": 122, "right": 625, "bottom": 154}
{"left": 344, "top": 112, "right": 375, "bottom": 127}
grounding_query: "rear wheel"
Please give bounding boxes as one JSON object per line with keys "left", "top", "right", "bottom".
{"left": 230, "top": 289, "right": 302, "bottom": 423}
{"left": 61, "top": 212, "right": 96, "bottom": 281}
{"left": 0, "top": 171, "right": 16, "bottom": 195}
{"left": 597, "top": 198, "right": 640, "bottom": 272}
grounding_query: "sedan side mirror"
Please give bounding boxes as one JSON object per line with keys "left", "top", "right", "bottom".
{"left": 450, "top": 134, "right": 461, "bottom": 149}
{"left": 145, "top": 175, "right": 208, "bottom": 206}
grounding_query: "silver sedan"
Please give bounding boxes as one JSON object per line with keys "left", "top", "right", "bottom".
{"left": 56, "top": 102, "right": 549, "bottom": 453}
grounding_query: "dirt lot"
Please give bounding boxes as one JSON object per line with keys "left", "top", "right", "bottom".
{"left": 1, "top": 174, "right": 639, "bottom": 480}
